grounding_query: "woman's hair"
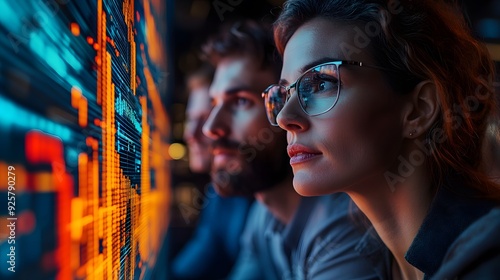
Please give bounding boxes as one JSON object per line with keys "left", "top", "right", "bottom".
{"left": 275, "top": 0, "right": 500, "bottom": 198}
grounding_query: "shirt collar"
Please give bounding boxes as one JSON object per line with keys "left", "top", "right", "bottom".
{"left": 405, "top": 176, "right": 497, "bottom": 277}
{"left": 262, "top": 197, "right": 320, "bottom": 256}
{"left": 281, "top": 196, "right": 320, "bottom": 254}
{"left": 355, "top": 226, "right": 393, "bottom": 279}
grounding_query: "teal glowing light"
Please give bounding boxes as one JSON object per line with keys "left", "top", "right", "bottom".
{"left": 0, "top": 95, "right": 72, "bottom": 142}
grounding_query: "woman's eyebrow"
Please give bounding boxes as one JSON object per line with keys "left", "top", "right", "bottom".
{"left": 299, "top": 57, "right": 340, "bottom": 73}
{"left": 279, "top": 57, "right": 343, "bottom": 86}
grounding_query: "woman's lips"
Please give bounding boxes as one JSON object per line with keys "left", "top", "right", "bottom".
{"left": 287, "top": 144, "right": 322, "bottom": 165}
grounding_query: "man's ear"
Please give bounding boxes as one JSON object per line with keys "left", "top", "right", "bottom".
{"left": 401, "top": 81, "right": 440, "bottom": 138}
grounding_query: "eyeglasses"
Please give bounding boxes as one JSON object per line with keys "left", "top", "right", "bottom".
{"left": 262, "top": 61, "right": 388, "bottom": 126}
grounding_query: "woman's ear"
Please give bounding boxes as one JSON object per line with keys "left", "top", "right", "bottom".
{"left": 402, "top": 81, "right": 440, "bottom": 138}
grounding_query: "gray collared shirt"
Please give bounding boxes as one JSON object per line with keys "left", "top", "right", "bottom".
{"left": 229, "top": 193, "right": 390, "bottom": 280}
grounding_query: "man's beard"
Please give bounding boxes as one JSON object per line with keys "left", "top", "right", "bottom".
{"left": 211, "top": 136, "right": 291, "bottom": 197}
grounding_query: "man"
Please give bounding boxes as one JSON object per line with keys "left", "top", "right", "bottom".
{"left": 183, "top": 65, "right": 215, "bottom": 174}
{"left": 171, "top": 64, "right": 253, "bottom": 280}
{"left": 201, "top": 20, "right": 387, "bottom": 280}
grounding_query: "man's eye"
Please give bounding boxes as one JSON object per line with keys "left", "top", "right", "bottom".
{"left": 235, "top": 97, "right": 250, "bottom": 106}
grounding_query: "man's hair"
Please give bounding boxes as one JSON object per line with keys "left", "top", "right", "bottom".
{"left": 202, "top": 19, "right": 282, "bottom": 76}
{"left": 186, "top": 63, "right": 215, "bottom": 92}
{"left": 274, "top": 0, "right": 499, "bottom": 198}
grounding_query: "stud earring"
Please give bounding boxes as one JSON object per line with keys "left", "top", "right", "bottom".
{"left": 409, "top": 130, "right": 416, "bottom": 137}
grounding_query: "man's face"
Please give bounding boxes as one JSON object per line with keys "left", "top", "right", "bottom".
{"left": 184, "top": 81, "right": 213, "bottom": 173}
{"left": 202, "top": 55, "right": 290, "bottom": 196}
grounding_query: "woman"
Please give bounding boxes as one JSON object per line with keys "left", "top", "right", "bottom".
{"left": 263, "top": 0, "right": 500, "bottom": 279}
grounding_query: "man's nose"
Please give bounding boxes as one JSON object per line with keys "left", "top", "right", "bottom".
{"left": 202, "top": 106, "right": 230, "bottom": 140}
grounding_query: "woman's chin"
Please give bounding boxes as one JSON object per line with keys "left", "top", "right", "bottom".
{"left": 292, "top": 173, "right": 346, "bottom": 196}
{"left": 293, "top": 179, "right": 328, "bottom": 197}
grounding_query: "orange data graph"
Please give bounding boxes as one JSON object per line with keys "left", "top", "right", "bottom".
{"left": 0, "top": 0, "right": 171, "bottom": 279}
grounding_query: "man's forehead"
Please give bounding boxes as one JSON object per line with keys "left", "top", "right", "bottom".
{"left": 210, "top": 56, "right": 276, "bottom": 97}
{"left": 210, "top": 56, "right": 257, "bottom": 96}
{"left": 187, "top": 88, "right": 211, "bottom": 111}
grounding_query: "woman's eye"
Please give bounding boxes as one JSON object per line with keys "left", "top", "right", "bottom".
{"left": 318, "top": 81, "right": 326, "bottom": 91}
{"left": 315, "top": 76, "right": 338, "bottom": 92}
{"left": 300, "top": 74, "right": 339, "bottom": 94}
{"left": 317, "top": 80, "right": 333, "bottom": 92}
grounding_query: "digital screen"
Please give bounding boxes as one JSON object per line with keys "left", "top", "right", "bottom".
{"left": 0, "top": 0, "right": 171, "bottom": 279}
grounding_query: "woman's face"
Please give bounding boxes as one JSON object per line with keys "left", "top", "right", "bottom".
{"left": 278, "top": 18, "right": 408, "bottom": 196}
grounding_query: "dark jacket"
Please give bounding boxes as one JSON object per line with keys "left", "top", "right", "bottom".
{"left": 404, "top": 176, "right": 500, "bottom": 279}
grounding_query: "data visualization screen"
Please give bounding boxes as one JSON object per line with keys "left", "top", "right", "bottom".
{"left": 0, "top": 0, "right": 171, "bottom": 279}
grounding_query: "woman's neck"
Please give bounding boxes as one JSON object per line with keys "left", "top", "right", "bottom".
{"left": 347, "top": 169, "right": 434, "bottom": 280}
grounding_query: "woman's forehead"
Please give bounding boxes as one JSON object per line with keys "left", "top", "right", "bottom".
{"left": 281, "top": 18, "right": 376, "bottom": 81}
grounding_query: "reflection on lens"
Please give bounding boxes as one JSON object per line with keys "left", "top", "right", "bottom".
{"left": 297, "top": 64, "right": 340, "bottom": 115}
{"left": 264, "top": 85, "right": 286, "bottom": 125}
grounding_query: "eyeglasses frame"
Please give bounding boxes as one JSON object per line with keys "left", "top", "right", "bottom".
{"left": 262, "top": 60, "right": 390, "bottom": 126}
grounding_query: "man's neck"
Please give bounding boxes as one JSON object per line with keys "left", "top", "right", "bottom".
{"left": 254, "top": 176, "right": 301, "bottom": 224}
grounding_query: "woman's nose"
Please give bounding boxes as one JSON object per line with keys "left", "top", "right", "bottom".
{"left": 276, "top": 93, "right": 309, "bottom": 132}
